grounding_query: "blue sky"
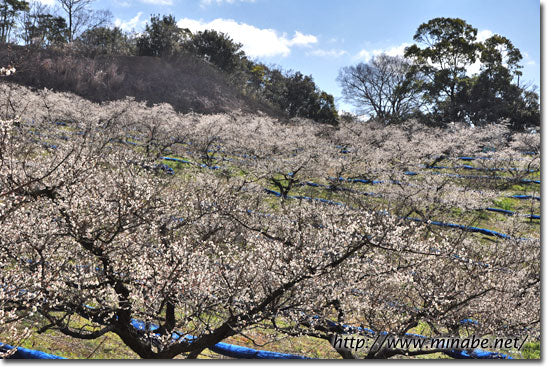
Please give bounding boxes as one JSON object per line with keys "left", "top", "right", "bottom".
{"left": 41, "top": 0, "right": 541, "bottom": 113}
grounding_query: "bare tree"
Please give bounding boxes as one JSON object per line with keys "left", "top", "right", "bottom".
{"left": 338, "top": 54, "right": 421, "bottom": 124}
{"left": 19, "top": 0, "right": 47, "bottom": 45}
{"left": 56, "top": 0, "right": 110, "bottom": 41}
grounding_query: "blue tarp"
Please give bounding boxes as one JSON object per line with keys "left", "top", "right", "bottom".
{"left": 126, "top": 318, "right": 312, "bottom": 359}
{"left": 510, "top": 195, "right": 540, "bottom": 201}
{"left": 1, "top": 343, "right": 66, "bottom": 359}
{"left": 407, "top": 218, "right": 512, "bottom": 239}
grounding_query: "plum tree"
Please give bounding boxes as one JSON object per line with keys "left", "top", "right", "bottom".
{"left": 0, "top": 83, "right": 540, "bottom": 359}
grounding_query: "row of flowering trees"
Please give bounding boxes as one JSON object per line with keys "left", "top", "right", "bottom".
{"left": 1, "top": 82, "right": 540, "bottom": 359}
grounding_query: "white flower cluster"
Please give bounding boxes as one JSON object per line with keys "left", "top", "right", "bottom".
{"left": 0, "top": 66, "right": 16, "bottom": 76}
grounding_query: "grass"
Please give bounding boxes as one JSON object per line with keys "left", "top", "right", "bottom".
{"left": 1, "top": 321, "right": 139, "bottom": 359}
{"left": 2, "top": 317, "right": 340, "bottom": 360}
{"left": 492, "top": 197, "right": 516, "bottom": 211}
{"left": 521, "top": 342, "right": 541, "bottom": 359}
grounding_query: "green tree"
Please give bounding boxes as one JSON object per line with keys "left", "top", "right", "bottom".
{"left": 136, "top": 14, "right": 189, "bottom": 57}
{"left": 0, "top": 0, "right": 29, "bottom": 43}
{"left": 479, "top": 34, "right": 523, "bottom": 77}
{"left": 283, "top": 71, "right": 318, "bottom": 118}
{"left": 40, "top": 14, "right": 67, "bottom": 45}
{"left": 246, "top": 62, "right": 269, "bottom": 92}
{"left": 405, "top": 17, "right": 539, "bottom": 130}
{"left": 263, "top": 70, "right": 338, "bottom": 125}
{"left": 78, "top": 26, "right": 133, "bottom": 55}
{"left": 262, "top": 68, "right": 288, "bottom": 109}
{"left": 187, "top": 30, "right": 246, "bottom": 73}
{"left": 458, "top": 34, "right": 539, "bottom": 129}
{"left": 404, "top": 17, "right": 479, "bottom": 122}
{"left": 512, "top": 87, "right": 540, "bottom": 129}
{"left": 315, "top": 91, "right": 339, "bottom": 125}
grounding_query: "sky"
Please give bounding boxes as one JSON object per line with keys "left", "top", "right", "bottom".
{"left": 40, "top": 0, "right": 541, "bottom": 113}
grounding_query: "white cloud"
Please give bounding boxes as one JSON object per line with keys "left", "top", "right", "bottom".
{"left": 523, "top": 52, "right": 536, "bottom": 66}
{"left": 140, "top": 0, "right": 174, "bottom": 5}
{"left": 356, "top": 42, "right": 412, "bottom": 62}
{"left": 37, "top": 0, "right": 55, "bottom": 5}
{"left": 307, "top": 48, "right": 347, "bottom": 58}
{"left": 328, "top": 37, "right": 344, "bottom": 44}
{"left": 287, "top": 31, "right": 318, "bottom": 47}
{"left": 477, "top": 29, "right": 494, "bottom": 42}
{"left": 466, "top": 60, "right": 483, "bottom": 76}
{"left": 201, "top": 0, "right": 256, "bottom": 5}
{"left": 115, "top": 12, "right": 145, "bottom": 32}
{"left": 114, "top": 0, "right": 132, "bottom": 6}
{"left": 177, "top": 17, "right": 317, "bottom": 58}
{"left": 468, "top": 30, "right": 494, "bottom": 76}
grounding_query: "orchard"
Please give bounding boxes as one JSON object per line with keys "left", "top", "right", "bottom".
{"left": 0, "top": 82, "right": 539, "bottom": 359}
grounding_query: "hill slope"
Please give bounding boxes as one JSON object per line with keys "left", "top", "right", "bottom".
{"left": 0, "top": 45, "right": 277, "bottom": 116}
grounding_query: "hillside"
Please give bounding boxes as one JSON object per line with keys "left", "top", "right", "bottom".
{"left": 0, "top": 80, "right": 540, "bottom": 360}
{"left": 0, "top": 45, "right": 277, "bottom": 116}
